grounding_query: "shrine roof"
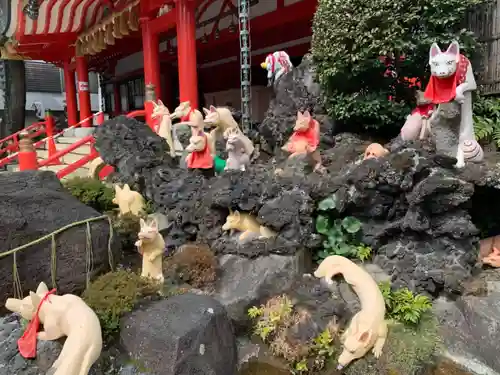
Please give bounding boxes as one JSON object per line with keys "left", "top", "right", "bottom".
{"left": 0, "top": 0, "right": 139, "bottom": 60}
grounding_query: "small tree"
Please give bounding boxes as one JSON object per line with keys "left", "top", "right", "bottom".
{"left": 312, "top": 0, "right": 484, "bottom": 137}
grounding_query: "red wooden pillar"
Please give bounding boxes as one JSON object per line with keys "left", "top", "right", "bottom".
{"left": 63, "top": 62, "right": 78, "bottom": 126}
{"left": 176, "top": 0, "right": 198, "bottom": 109}
{"left": 141, "top": 20, "right": 161, "bottom": 100}
{"left": 113, "top": 83, "right": 121, "bottom": 115}
{"left": 75, "top": 56, "right": 92, "bottom": 127}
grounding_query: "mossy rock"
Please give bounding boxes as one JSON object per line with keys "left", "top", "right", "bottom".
{"left": 343, "top": 314, "right": 439, "bottom": 375}
{"left": 82, "top": 269, "right": 161, "bottom": 341}
{"left": 63, "top": 176, "right": 116, "bottom": 212}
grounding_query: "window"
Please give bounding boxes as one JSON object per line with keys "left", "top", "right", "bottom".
{"left": 103, "top": 83, "right": 114, "bottom": 114}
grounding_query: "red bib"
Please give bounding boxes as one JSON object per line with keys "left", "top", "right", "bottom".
{"left": 424, "top": 54, "right": 469, "bottom": 104}
{"left": 187, "top": 133, "right": 213, "bottom": 169}
{"left": 288, "top": 119, "right": 320, "bottom": 153}
{"left": 18, "top": 289, "right": 56, "bottom": 359}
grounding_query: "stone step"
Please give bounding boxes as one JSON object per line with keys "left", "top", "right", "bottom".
{"left": 36, "top": 149, "right": 89, "bottom": 164}
{"left": 56, "top": 136, "right": 84, "bottom": 144}
{"left": 38, "top": 142, "right": 91, "bottom": 155}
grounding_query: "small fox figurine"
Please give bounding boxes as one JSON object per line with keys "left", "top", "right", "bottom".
{"left": 282, "top": 110, "right": 323, "bottom": 172}
{"left": 5, "top": 282, "right": 102, "bottom": 375}
{"left": 224, "top": 127, "right": 251, "bottom": 171}
{"left": 314, "top": 256, "right": 387, "bottom": 369}
{"left": 113, "top": 184, "right": 145, "bottom": 216}
{"left": 222, "top": 209, "right": 276, "bottom": 241}
{"left": 135, "top": 218, "right": 165, "bottom": 283}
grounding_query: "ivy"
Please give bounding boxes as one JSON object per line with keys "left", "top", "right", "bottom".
{"left": 473, "top": 95, "right": 500, "bottom": 148}
{"left": 312, "top": 0, "right": 484, "bottom": 135}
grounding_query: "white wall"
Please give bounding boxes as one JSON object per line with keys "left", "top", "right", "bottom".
{"left": 0, "top": 90, "right": 100, "bottom": 112}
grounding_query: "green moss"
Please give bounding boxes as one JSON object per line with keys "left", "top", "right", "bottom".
{"left": 111, "top": 212, "right": 142, "bottom": 250}
{"left": 82, "top": 269, "right": 161, "bottom": 341}
{"left": 63, "top": 176, "right": 116, "bottom": 212}
{"left": 344, "top": 313, "right": 440, "bottom": 375}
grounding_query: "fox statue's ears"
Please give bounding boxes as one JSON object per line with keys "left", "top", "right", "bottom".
{"left": 157, "top": 99, "right": 164, "bottom": 107}
{"left": 357, "top": 330, "right": 372, "bottom": 347}
{"left": 446, "top": 40, "right": 460, "bottom": 57}
{"left": 430, "top": 40, "right": 460, "bottom": 61}
{"left": 429, "top": 43, "right": 441, "bottom": 59}
{"left": 209, "top": 105, "right": 217, "bottom": 113}
{"left": 303, "top": 110, "right": 311, "bottom": 119}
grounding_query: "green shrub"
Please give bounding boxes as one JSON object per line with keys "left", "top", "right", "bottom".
{"left": 312, "top": 0, "right": 483, "bottom": 135}
{"left": 474, "top": 95, "right": 500, "bottom": 148}
{"left": 82, "top": 269, "right": 160, "bottom": 340}
{"left": 379, "top": 281, "right": 432, "bottom": 325}
{"left": 111, "top": 212, "right": 142, "bottom": 250}
{"left": 315, "top": 194, "right": 372, "bottom": 261}
{"left": 63, "top": 176, "right": 116, "bottom": 212}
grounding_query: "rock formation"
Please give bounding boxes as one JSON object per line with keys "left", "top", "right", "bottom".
{"left": 258, "top": 53, "right": 335, "bottom": 155}
{"left": 0, "top": 171, "right": 118, "bottom": 310}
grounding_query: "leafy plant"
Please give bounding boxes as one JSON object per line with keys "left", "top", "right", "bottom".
{"left": 473, "top": 95, "right": 500, "bottom": 148}
{"left": 63, "top": 176, "right": 116, "bottom": 212}
{"left": 82, "top": 269, "right": 160, "bottom": 341}
{"left": 315, "top": 194, "right": 371, "bottom": 261}
{"left": 247, "top": 295, "right": 294, "bottom": 342}
{"left": 379, "top": 281, "right": 432, "bottom": 325}
{"left": 312, "top": 0, "right": 483, "bottom": 135}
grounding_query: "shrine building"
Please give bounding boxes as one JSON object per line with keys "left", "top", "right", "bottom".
{"left": 0, "top": 0, "right": 317, "bottom": 125}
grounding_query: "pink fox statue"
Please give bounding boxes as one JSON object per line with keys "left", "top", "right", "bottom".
{"left": 282, "top": 110, "right": 323, "bottom": 172}
{"left": 480, "top": 235, "right": 500, "bottom": 268}
{"left": 5, "top": 282, "right": 102, "bottom": 375}
{"left": 314, "top": 256, "right": 387, "bottom": 369}
{"left": 135, "top": 217, "right": 166, "bottom": 283}
{"left": 401, "top": 90, "right": 434, "bottom": 141}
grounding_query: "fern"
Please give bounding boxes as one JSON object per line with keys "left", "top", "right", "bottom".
{"left": 473, "top": 96, "right": 500, "bottom": 148}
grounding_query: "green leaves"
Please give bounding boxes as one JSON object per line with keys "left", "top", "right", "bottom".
{"left": 341, "top": 216, "right": 361, "bottom": 233}
{"left": 318, "top": 195, "right": 337, "bottom": 211}
{"left": 378, "top": 281, "right": 433, "bottom": 325}
{"left": 312, "top": 0, "right": 483, "bottom": 132}
{"left": 473, "top": 96, "right": 500, "bottom": 149}
{"left": 315, "top": 198, "right": 368, "bottom": 261}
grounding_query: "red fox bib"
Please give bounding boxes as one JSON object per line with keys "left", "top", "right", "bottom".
{"left": 424, "top": 54, "right": 469, "bottom": 104}
{"left": 187, "top": 133, "right": 214, "bottom": 169}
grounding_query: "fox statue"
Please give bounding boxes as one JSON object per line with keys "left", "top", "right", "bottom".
{"left": 5, "top": 282, "right": 102, "bottom": 375}
{"left": 113, "top": 184, "right": 145, "bottom": 216}
{"left": 225, "top": 127, "right": 251, "bottom": 171}
{"left": 424, "top": 40, "right": 483, "bottom": 168}
{"left": 260, "top": 51, "right": 293, "bottom": 87}
{"left": 135, "top": 218, "right": 166, "bottom": 283}
{"left": 222, "top": 209, "right": 276, "bottom": 242}
{"left": 314, "top": 256, "right": 387, "bottom": 369}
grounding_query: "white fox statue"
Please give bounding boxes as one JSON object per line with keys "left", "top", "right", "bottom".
{"left": 5, "top": 282, "right": 102, "bottom": 375}
{"left": 423, "top": 40, "right": 483, "bottom": 168}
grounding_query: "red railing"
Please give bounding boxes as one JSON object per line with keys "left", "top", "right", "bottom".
{"left": 0, "top": 120, "right": 47, "bottom": 156}
{"left": 51, "top": 110, "right": 147, "bottom": 180}
{"left": 0, "top": 112, "right": 104, "bottom": 169}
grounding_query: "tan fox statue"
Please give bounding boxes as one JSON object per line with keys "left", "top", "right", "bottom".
{"left": 314, "top": 255, "right": 387, "bottom": 369}
{"left": 5, "top": 282, "right": 102, "bottom": 375}
{"left": 221, "top": 209, "right": 276, "bottom": 241}
{"left": 203, "top": 106, "right": 255, "bottom": 157}
{"left": 135, "top": 217, "right": 165, "bottom": 283}
{"left": 113, "top": 184, "right": 145, "bottom": 216}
